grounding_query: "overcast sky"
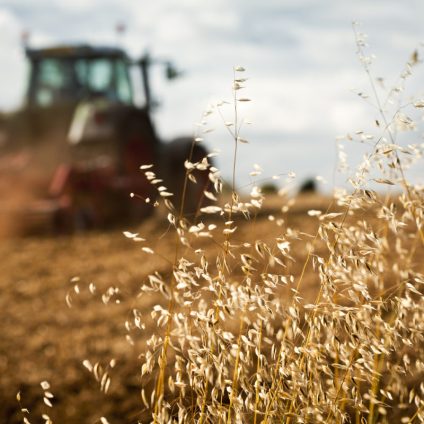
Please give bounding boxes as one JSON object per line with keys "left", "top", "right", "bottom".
{"left": 1, "top": 0, "right": 424, "bottom": 189}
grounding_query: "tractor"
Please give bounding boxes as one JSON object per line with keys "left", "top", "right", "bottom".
{"left": 0, "top": 45, "right": 210, "bottom": 234}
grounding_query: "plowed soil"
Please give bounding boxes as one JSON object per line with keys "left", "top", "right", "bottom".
{"left": 0, "top": 194, "right": 422, "bottom": 423}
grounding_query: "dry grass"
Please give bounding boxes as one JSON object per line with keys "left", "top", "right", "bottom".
{"left": 2, "top": 25, "right": 424, "bottom": 423}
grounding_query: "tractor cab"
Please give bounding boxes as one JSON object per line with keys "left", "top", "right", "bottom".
{"left": 20, "top": 45, "right": 179, "bottom": 142}
{"left": 22, "top": 46, "right": 138, "bottom": 141}
{"left": 25, "top": 45, "right": 134, "bottom": 108}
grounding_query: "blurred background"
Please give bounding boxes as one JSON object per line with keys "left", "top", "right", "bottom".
{"left": 1, "top": 3, "right": 424, "bottom": 422}
{"left": 1, "top": 0, "right": 424, "bottom": 190}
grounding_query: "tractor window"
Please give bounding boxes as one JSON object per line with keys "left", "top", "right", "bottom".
{"left": 29, "top": 55, "right": 134, "bottom": 106}
{"left": 78, "top": 58, "right": 133, "bottom": 104}
{"left": 34, "top": 59, "right": 73, "bottom": 107}
{"left": 74, "top": 60, "right": 88, "bottom": 87}
{"left": 88, "top": 59, "right": 114, "bottom": 93}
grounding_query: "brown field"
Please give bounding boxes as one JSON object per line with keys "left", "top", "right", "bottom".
{"left": 0, "top": 194, "right": 323, "bottom": 423}
{"left": 0, "top": 193, "right": 423, "bottom": 423}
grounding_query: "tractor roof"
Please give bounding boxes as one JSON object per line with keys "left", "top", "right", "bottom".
{"left": 25, "top": 45, "right": 128, "bottom": 60}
